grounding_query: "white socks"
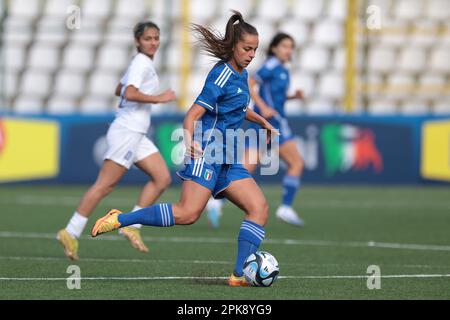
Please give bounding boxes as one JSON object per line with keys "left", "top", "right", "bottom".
{"left": 66, "top": 206, "right": 143, "bottom": 238}
{"left": 66, "top": 211, "right": 88, "bottom": 238}
{"left": 129, "top": 205, "right": 143, "bottom": 229}
{"left": 206, "top": 198, "right": 223, "bottom": 211}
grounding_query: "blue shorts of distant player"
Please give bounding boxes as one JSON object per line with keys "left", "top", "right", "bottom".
{"left": 247, "top": 114, "right": 294, "bottom": 150}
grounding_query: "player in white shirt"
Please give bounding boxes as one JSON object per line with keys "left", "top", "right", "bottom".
{"left": 57, "top": 21, "right": 176, "bottom": 260}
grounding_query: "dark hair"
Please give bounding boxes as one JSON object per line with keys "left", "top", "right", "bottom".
{"left": 133, "top": 21, "right": 160, "bottom": 40}
{"left": 267, "top": 32, "right": 295, "bottom": 57}
{"left": 191, "top": 10, "right": 258, "bottom": 61}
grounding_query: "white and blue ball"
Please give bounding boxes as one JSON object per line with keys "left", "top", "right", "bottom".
{"left": 243, "top": 251, "right": 279, "bottom": 287}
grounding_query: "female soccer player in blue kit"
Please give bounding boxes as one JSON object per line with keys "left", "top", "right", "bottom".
{"left": 246, "top": 32, "right": 306, "bottom": 227}
{"left": 90, "top": 11, "right": 278, "bottom": 286}
{"left": 207, "top": 33, "right": 306, "bottom": 228}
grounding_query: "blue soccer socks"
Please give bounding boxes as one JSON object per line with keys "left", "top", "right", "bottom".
{"left": 117, "top": 203, "right": 174, "bottom": 227}
{"left": 234, "top": 220, "right": 265, "bottom": 277}
{"left": 282, "top": 175, "right": 301, "bottom": 207}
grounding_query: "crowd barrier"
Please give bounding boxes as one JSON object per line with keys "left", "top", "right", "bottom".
{"left": 1, "top": 114, "right": 449, "bottom": 185}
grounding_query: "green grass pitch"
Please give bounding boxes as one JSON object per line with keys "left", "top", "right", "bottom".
{"left": 0, "top": 184, "right": 449, "bottom": 299}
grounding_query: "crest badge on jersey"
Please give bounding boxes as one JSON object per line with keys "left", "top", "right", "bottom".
{"left": 204, "top": 169, "right": 213, "bottom": 181}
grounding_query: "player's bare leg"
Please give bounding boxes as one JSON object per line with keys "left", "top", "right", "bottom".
{"left": 91, "top": 181, "right": 211, "bottom": 236}
{"left": 118, "top": 153, "right": 172, "bottom": 253}
{"left": 222, "top": 178, "right": 269, "bottom": 286}
{"left": 223, "top": 178, "right": 269, "bottom": 228}
{"left": 172, "top": 181, "right": 212, "bottom": 225}
{"left": 206, "top": 147, "right": 261, "bottom": 229}
{"left": 135, "top": 152, "right": 172, "bottom": 209}
{"left": 57, "top": 160, "right": 127, "bottom": 260}
{"left": 77, "top": 160, "right": 127, "bottom": 216}
{"left": 242, "top": 147, "right": 260, "bottom": 174}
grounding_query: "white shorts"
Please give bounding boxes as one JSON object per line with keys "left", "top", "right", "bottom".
{"left": 104, "top": 122, "right": 159, "bottom": 170}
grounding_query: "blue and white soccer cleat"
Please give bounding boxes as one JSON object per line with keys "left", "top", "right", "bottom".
{"left": 276, "top": 205, "right": 305, "bottom": 227}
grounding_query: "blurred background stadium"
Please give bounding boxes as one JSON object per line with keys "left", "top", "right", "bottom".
{"left": 1, "top": 0, "right": 449, "bottom": 185}
{"left": 0, "top": 0, "right": 449, "bottom": 300}
{"left": 1, "top": 0, "right": 449, "bottom": 115}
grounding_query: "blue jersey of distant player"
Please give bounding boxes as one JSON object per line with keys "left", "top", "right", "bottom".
{"left": 250, "top": 56, "right": 294, "bottom": 147}
{"left": 177, "top": 61, "right": 252, "bottom": 198}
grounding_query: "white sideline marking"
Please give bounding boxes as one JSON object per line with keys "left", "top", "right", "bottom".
{"left": 1, "top": 194, "right": 450, "bottom": 209}
{"left": 0, "top": 256, "right": 231, "bottom": 265}
{"left": 1, "top": 231, "right": 450, "bottom": 252}
{"left": 1, "top": 274, "right": 450, "bottom": 281}
{"left": 0, "top": 256, "right": 446, "bottom": 269}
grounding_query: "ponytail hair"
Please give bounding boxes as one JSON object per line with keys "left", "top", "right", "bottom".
{"left": 191, "top": 10, "right": 258, "bottom": 61}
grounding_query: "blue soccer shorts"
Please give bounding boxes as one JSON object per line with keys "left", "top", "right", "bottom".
{"left": 177, "top": 158, "right": 252, "bottom": 199}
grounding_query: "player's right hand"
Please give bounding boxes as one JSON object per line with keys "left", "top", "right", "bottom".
{"left": 187, "top": 140, "right": 204, "bottom": 159}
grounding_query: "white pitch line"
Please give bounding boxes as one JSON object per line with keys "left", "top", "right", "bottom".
{"left": 1, "top": 274, "right": 450, "bottom": 282}
{"left": 0, "top": 256, "right": 231, "bottom": 265}
{"left": 0, "top": 256, "right": 447, "bottom": 270}
{"left": 1, "top": 195, "right": 449, "bottom": 209}
{"left": 1, "top": 231, "right": 450, "bottom": 252}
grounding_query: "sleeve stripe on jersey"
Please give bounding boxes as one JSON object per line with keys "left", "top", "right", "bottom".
{"left": 218, "top": 69, "right": 232, "bottom": 88}
{"left": 214, "top": 66, "right": 233, "bottom": 88}
{"left": 197, "top": 100, "right": 214, "bottom": 110}
{"left": 214, "top": 66, "right": 229, "bottom": 86}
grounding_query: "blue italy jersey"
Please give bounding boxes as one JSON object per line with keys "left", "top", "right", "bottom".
{"left": 253, "top": 56, "right": 290, "bottom": 118}
{"left": 177, "top": 61, "right": 253, "bottom": 198}
{"left": 194, "top": 61, "right": 251, "bottom": 163}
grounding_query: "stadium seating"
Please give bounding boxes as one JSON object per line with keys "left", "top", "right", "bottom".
{"left": 47, "top": 96, "right": 77, "bottom": 114}
{"left": 96, "top": 45, "right": 130, "bottom": 72}
{"left": 44, "top": 0, "right": 75, "bottom": 17}
{"left": 190, "top": 0, "right": 218, "bottom": 23}
{"left": 115, "top": 0, "right": 147, "bottom": 19}
{"left": 14, "top": 96, "right": 45, "bottom": 114}
{"left": 21, "top": 70, "right": 52, "bottom": 98}
{"left": 54, "top": 70, "right": 86, "bottom": 98}
{"left": 79, "top": 96, "right": 111, "bottom": 114}
{"left": 9, "top": 0, "right": 41, "bottom": 19}
{"left": 62, "top": 45, "right": 95, "bottom": 72}
{"left": 293, "top": 0, "right": 324, "bottom": 22}
{"left": 35, "top": 17, "right": 68, "bottom": 46}
{"left": 1, "top": 0, "right": 448, "bottom": 115}
{"left": 5, "top": 44, "right": 26, "bottom": 72}
{"left": 28, "top": 45, "right": 60, "bottom": 72}
{"left": 82, "top": 0, "right": 112, "bottom": 19}
{"left": 256, "top": 0, "right": 288, "bottom": 21}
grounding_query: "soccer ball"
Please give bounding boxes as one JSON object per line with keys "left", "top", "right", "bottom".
{"left": 243, "top": 251, "right": 279, "bottom": 287}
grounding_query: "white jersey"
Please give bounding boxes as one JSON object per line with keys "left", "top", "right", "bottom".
{"left": 114, "top": 53, "right": 159, "bottom": 134}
